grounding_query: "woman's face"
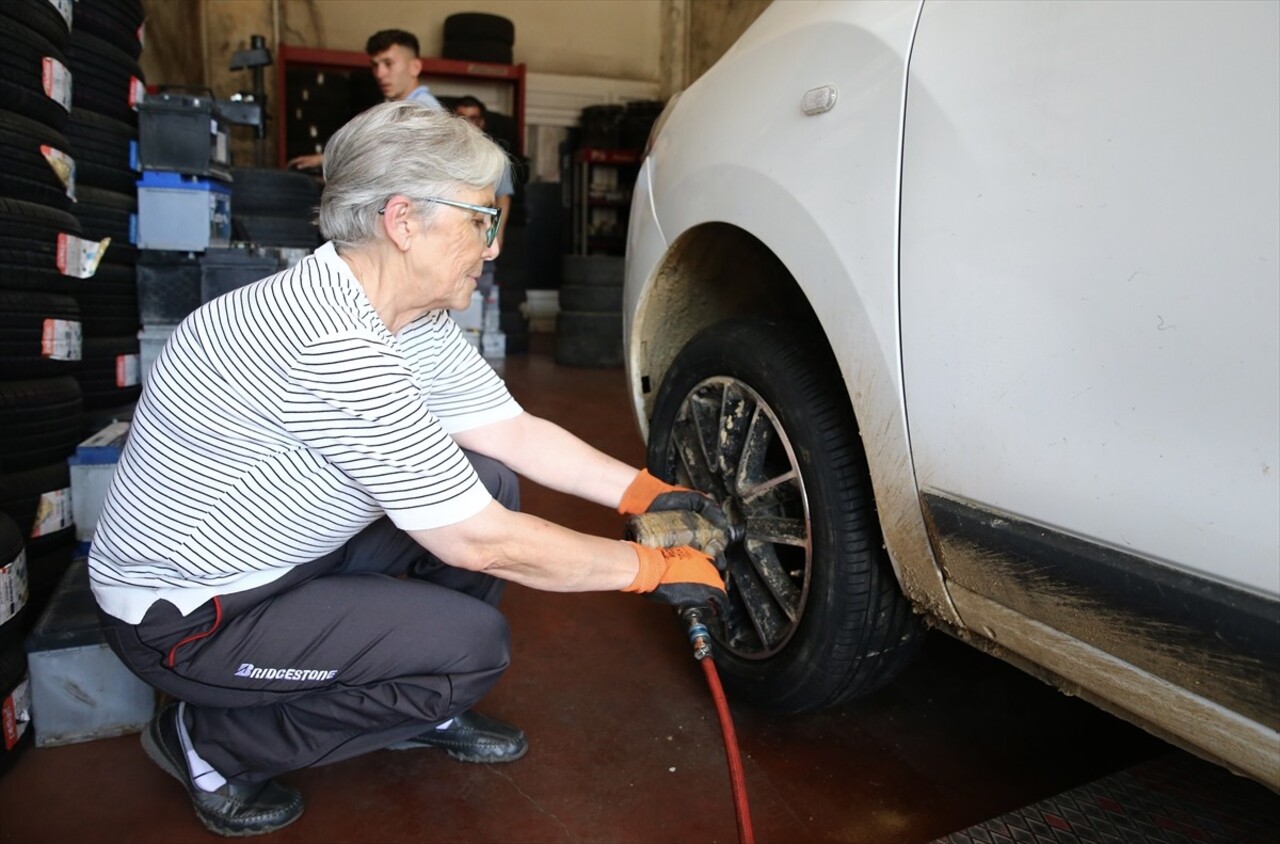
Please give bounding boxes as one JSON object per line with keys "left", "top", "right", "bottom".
{"left": 410, "top": 187, "right": 499, "bottom": 312}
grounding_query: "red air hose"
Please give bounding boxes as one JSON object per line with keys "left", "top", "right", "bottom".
{"left": 699, "top": 656, "right": 755, "bottom": 844}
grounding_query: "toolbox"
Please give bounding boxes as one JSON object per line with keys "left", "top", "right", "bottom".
{"left": 25, "top": 560, "right": 155, "bottom": 747}
{"left": 138, "top": 91, "right": 232, "bottom": 180}
{"left": 136, "top": 171, "right": 232, "bottom": 251}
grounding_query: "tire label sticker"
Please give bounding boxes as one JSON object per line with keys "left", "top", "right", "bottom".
{"left": 39, "top": 144, "right": 76, "bottom": 200}
{"left": 0, "top": 550, "right": 29, "bottom": 627}
{"left": 56, "top": 233, "right": 108, "bottom": 279}
{"left": 46, "top": 0, "right": 74, "bottom": 28}
{"left": 32, "top": 488, "right": 72, "bottom": 538}
{"left": 129, "top": 76, "right": 146, "bottom": 110}
{"left": 41, "top": 57, "right": 72, "bottom": 113}
{"left": 3, "top": 678, "right": 32, "bottom": 751}
{"left": 116, "top": 353, "right": 140, "bottom": 388}
{"left": 41, "top": 318, "right": 82, "bottom": 361}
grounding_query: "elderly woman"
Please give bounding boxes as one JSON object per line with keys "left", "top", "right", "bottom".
{"left": 89, "top": 101, "right": 724, "bottom": 838}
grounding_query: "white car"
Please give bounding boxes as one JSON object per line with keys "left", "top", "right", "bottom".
{"left": 623, "top": 0, "right": 1278, "bottom": 788}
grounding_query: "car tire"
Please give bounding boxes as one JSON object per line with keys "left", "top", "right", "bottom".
{"left": 647, "top": 317, "right": 924, "bottom": 712}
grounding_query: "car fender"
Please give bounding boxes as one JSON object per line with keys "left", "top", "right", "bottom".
{"left": 624, "top": 0, "right": 959, "bottom": 623}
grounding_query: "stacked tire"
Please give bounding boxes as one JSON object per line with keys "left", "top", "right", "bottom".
{"left": 442, "top": 13, "right": 515, "bottom": 65}
{"left": 230, "top": 166, "right": 322, "bottom": 249}
{"left": 67, "top": 0, "right": 146, "bottom": 428}
{"left": 0, "top": 0, "right": 86, "bottom": 621}
{"left": 554, "top": 255, "right": 625, "bottom": 368}
{"left": 1, "top": 513, "right": 34, "bottom": 777}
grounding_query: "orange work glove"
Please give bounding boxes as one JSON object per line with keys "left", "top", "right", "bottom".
{"left": 622, "top": 541, "right": 726, "bottom": 611}
{"left": 617, "top": 469, "right": 729, "bottom": 532}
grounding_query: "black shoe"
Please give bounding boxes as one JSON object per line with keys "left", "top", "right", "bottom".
{"left": 141, "top": 702, "right": 305, "bottom": 837}
{"left": 388, "top": 710, "right": 528, "bottom": 763}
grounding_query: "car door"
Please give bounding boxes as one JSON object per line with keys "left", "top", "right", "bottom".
{"left": 897, "top": 0, "right": 1278, "bottom": 775}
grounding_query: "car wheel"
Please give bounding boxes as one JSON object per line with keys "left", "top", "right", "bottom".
{"left": 647, "top": 317, "right": 924, "bottom": 711}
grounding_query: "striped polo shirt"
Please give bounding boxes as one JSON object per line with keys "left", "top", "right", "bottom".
{"left": 89, "top": 242, "right": 522, "bottom": 623}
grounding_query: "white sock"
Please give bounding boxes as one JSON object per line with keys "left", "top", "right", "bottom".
{"left": 176, "top": 702, "right": 228, "bottom": 793}
{"left": 434, "top": 718, "right": 455, "bottom": 730}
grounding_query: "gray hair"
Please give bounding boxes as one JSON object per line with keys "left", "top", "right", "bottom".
{"left": 318, "top": 100, "right": 508, "bottom": 248}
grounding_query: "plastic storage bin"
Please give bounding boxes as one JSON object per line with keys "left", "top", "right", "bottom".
{"left": 137, "top": 248, "right": 279, "bottom": 324}
{"left": 137, "top": 172, "right": 232, "bottom": 251}
{"left": 138, "top": 92, "right": 232, "bottom": 180}
{"left": 26, "top": 561, "right": 155, "bottom": 747}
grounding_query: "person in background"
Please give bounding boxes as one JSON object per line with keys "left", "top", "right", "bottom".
{"left": 452, "top": 95, "right": 513, "bottom": 255}
{"left": 287, "top": 29, "right": 443, "bottom": 171}
{"left": 91, "top": 101, "right": 726, "bottom": 838}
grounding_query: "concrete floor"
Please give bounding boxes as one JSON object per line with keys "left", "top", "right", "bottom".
{"left": 0, "top": 336, "right": 1179, "bottom": 843}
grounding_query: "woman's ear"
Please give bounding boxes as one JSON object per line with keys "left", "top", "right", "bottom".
{"left": 380, "top": 195, "right": 416, "bottom": 251}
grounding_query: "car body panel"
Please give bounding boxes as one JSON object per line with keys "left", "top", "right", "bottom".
{"left": 901, "top": 0, "right": 1280, "bottom": 595}
{"left": 623, "top": 0, "right": 1280, "bottom": 787}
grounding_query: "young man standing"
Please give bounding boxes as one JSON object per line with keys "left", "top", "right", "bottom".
{"left": 287, "top": 29, "right": 442, "bottom": 171}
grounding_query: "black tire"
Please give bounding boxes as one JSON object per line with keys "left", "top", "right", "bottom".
{"left": 232, "top": 215, "right": 320, "bottom": 249}
{"left": 558, "top": 283, "right": 622, "bottom": 313}
{"left": 443, "top": 13, "right": 515, "bottom": 45}
{"left": 70, "top": 0, "right": 145, "bottom": 59}
{"left": 0, "top": 0, "right": 71, "bottom": 51}
{"left": 646, "top": 318, "right": 924, "bottom": 712}
{"left": 553, "top": 311, "right": 622, "bottom": 368}
{"left": 73, "top": 186, "right": 137, "bottom": 264}
{"left": 0, "top": 511, "right": 29, "bottom": 651}
{"left": 66, "top": 108, "right": 139, "bottom": 194}
{"left": 0, "top": 199, "right": 81, "bottom": 292}
{"left": 0, "top": 637, "right": 33, "bottom": 778}
{"left": 0, "top": 20, "right": 71, "bottom": 131}
{"left": 230, "top": 167, "right": 320, "bottom": 217}
{"left": 0, "top": 291, "right": 81, "bottom": 378}
{"left": 0, "top": 376, "right": 82, "bottom": 478}
{"left": 0, "top": 462, "right": 73, "bottom": 557}
{"left": 68, "top": 262, "right": 139, "bottom": 337}
{"left": 77, "top": 336, "right": 141, "bottom": 409}
{"left": 0, "top": 109, "right": 74, "bottom": 211}
{"left": 0, "top": 18, "right": 68, "bottom": 89}
{"left": 68, "top": 31, "right": 145, "bottom": 125}
{"left": 441, "top": 38, "right": 513, "bottom": 65}
{"left": 562, "top": 254, "right": 624, "bottom": 287}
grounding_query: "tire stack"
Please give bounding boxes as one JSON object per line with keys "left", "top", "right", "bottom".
{"left": 442, "top": 13, "right": 515, "bottom": 65}
{"left": 554, "top": 255, "right": 625, "bottom": 368}
{"left": 67, "top": 0, "right": 146, "bottom": 430}
{"left": 0, "top": 0, "right": 86, "bottom": 623}
{"left": 230, "top": 166, "right": 321, "bottom": 250}
{"left": 2, "top": 513, "right": 34, "bottom": 778}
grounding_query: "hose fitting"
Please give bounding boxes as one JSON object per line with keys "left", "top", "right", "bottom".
{"left": 682, "top": 607, "right": 713, "bottom": 660}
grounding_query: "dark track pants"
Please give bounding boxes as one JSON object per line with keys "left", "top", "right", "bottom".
{"left": 99, "top": 453, "right": 520, "bottom": 782}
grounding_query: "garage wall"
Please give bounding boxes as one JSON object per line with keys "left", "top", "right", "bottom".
{"left": 685, "top": 0, "right": 772, "bottom": 83}
{"left": 138, "top": 0, "right": 770, "bottom": 168}
{"left": 140, "top": 0, "right": 771, "bottom": 96}
{"left": 141, "top": 0, "right": 664, "bottom": 94}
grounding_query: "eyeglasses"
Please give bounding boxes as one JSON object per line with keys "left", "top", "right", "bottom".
{"left": 378, "top": 197, "right": 502, "bottom": 247}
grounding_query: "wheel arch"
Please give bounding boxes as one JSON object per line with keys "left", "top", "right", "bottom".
{"left": 626, "top": 216, "right": 961, "bottom": 627}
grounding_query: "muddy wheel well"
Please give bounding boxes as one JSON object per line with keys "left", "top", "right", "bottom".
{"left": 632, "top": 223, "right": 823, "bottom": 428}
